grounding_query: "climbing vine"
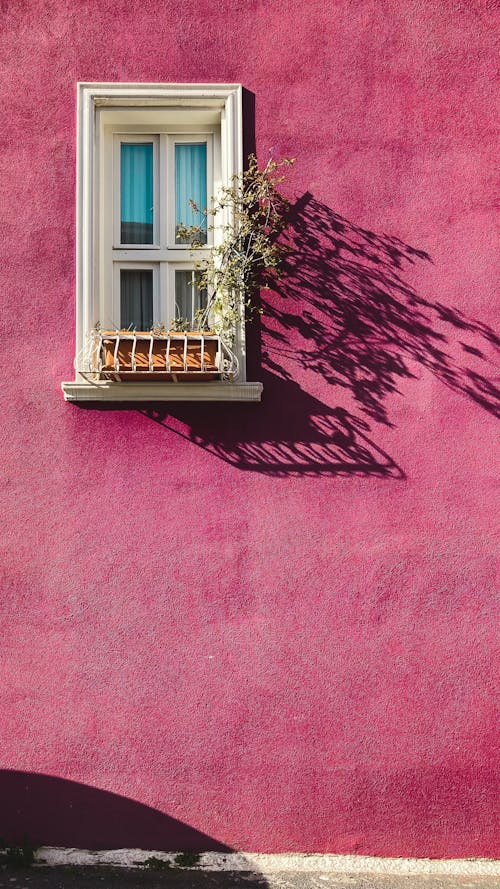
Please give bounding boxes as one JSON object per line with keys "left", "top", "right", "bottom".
{"left": 176, "top": 153, "right": 294, "bottom": 341}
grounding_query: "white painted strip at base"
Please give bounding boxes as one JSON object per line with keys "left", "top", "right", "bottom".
{"left": 36, "top": 848, "right": 500, "bottom": 876}
{"left": 61, "top": 381, "right": 263, "bottom": 402}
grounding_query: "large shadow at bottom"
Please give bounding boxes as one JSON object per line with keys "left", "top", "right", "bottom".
{"left": 0, "top": 770, "right": 230, "bottom": 853}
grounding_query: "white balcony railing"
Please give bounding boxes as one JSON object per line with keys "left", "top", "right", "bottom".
{"left": 76, "top": 328, "right": 239, "bottom": 383}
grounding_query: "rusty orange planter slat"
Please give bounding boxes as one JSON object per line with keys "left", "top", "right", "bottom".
{"left": 97, "top": 331, "right": 221, "bottom": 382}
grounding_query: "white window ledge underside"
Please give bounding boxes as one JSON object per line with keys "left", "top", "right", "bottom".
{"left": 61, "top": 381, "right": 263, "bottom": 402}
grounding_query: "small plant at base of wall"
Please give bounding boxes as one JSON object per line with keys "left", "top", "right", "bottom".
{"left": 137, "top": 851, "right": 201, "bottom": 870}
{"left": 174, "top": 851, "right": 202, "bottom": 868}
{"left": 139, "top": 855, "right": 173, "bottom": 870}
{"left": 0, "top": 836, "right": 37, "bottom": 868}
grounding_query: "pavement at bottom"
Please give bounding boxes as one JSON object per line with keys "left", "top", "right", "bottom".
{"left": 0, "top": 868, "right": 499, "bottom": 889}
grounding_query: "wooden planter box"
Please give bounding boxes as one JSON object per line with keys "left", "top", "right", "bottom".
{"left": 96, "top": 331, "right": 222, "bottom": 382}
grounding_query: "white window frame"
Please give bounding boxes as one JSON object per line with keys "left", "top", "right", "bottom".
{"left": 61, "top": 83, "right": 263, "bottom": 402}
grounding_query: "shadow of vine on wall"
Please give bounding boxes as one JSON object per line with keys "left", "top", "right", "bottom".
{"left": 137, "top": 193, "right": 498, "bottom": 476}
{"left": 265, "top": 193, "right": 499, "bottom": 427}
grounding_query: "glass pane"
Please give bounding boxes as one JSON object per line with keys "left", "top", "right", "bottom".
{"left": 175, "top": 270, "right": 207, "bottom": 327}
{"left": 121, "top": 143, "right": 153, "bottom": 244}
{"left": 120, "top": 269, "right": 153, "bottom": 329}
{"left": 175, "top": 143, "right": 207, "bottom": 244}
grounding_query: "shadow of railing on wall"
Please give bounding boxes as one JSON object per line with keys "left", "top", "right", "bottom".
{"left": 140, "top": 373, "right": 405, "bottom": 477}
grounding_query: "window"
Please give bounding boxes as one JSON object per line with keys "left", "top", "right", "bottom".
{"left": 108, "top": 131, "right": 213, "bottom": 330}
{"left": 62, "top": 83, "right": 263, "bottom": 402}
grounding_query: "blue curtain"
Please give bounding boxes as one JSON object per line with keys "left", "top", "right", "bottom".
{"left": 121, "top": 143, "right": 153, "bottom": 244}
{"left": 175, "top": 143, "right": 207, "bottom": 243}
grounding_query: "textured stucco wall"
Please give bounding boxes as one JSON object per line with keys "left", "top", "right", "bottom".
{"left": 0, "top": 0, "right": 498, "bottom": 858}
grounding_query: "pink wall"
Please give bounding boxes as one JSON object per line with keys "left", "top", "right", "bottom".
{"left": 0, "top": 0, "right": 498, "bottom": 858}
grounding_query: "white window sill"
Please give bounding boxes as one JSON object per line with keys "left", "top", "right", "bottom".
{"left": 61, "top": 380, "right": 263, "bottom": 402}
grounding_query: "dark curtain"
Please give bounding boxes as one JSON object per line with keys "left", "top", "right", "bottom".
{"left": 120, "top": 270, "right": 153, "bottom": 329}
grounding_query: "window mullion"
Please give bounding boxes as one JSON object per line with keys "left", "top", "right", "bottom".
{"left": 159, "top": 133, "right": 167, "bottom": 249}
{"left": 159, "top": 262, "right": 168, "bottom": 326}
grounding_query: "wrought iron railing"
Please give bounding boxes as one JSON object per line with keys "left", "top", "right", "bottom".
{"left": 76, "top": 329, "right": 239, "bottom": 382}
